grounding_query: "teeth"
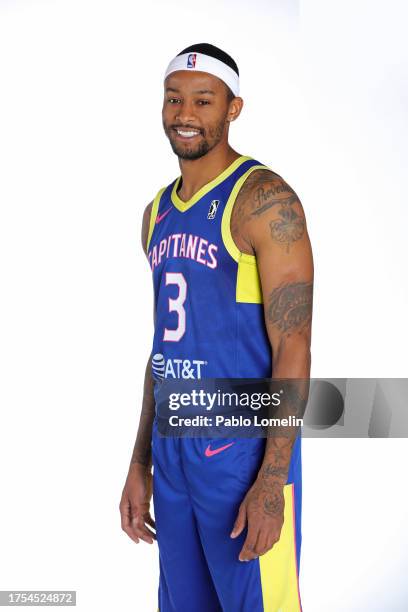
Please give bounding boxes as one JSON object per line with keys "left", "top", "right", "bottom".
{"left": 176, "top": 129, "right": 199, "bottom": 138}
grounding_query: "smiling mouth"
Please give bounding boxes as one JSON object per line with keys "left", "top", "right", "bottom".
{"left": 173, "top": 127, "right": 202, "bottom": 139}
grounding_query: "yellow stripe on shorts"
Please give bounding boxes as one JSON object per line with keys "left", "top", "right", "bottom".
{"left": 259, "top": 483, "right": 302, "bottom": 611}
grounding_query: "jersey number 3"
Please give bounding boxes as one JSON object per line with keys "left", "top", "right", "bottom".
{"left": 163, "top": 272, "right": 187, "bottom": 342}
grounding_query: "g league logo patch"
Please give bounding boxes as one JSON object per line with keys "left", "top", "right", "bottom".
{"left": 187, "top": 53, "right": 197, "bottom": 68}
{"left": 207, "top": 199, "right": 220, "bottom": 219}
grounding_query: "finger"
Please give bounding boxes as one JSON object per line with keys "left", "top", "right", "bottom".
{"left": 121, "top": 514, "right": 140, "bottom": 543}
{"left": 145, "top": 513, "right": 156, "bottom": 530}
{"left": 123, "top": 527, "right": 140, "bottom": 544}
{"left": 120, "top": 500, "right": 147, "bottom": 544}
{"left": 121, "top": 518, "right": 140, "bottom": 544}
{"left": 239, "top": 524, "right": 259, "bottom": 561}
{"left": 230, "top": 503, "right": 247, "bottom": 538}
{"left": 253, "top": 529, "right": 269, "bottom": 557}
{"left": 260, "top": 535, "right": 277, "bottom": 557}
{"left": 266, "top": 522, "right": 284, "bottom": 550}
{"left": 265, "top": 521, "right": 283, "bottom": 549}
{"left": 132, "top": 518, "right": 156, "bottom": 544}
{"left": 120, "top": 499, "right": 138, "bottom": 540}
{"left": 141, "top": 522, "right": 157, "bottom": 541}
{"left": 120, "top": 505, "right": 130, "bottom": 530}
{"left": 142, "top": 512, "right": 156, "bottom": 535}
{"left": 135, "top": 532, "right": 154, "bottom": 544}
{"left": 119, "top": 495, "right": 130, "bottom": 525}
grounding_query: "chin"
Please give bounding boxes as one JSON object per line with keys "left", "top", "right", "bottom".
{"left": 170, "top": 140, "right": 211, "bottom": 161}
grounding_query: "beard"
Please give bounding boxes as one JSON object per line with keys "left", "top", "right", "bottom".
{"left": 169, "top": 137, "right": 211, "bottom": 160}
{"left": 163, "top": 118, "right": 226, "bottom": 160}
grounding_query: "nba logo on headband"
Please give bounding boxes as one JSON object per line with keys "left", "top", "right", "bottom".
{"left": 187, "top": 53, "right": 197, "bottom": 68}
{"left": 165, "top": 48, "right": 240, "bottom": 96}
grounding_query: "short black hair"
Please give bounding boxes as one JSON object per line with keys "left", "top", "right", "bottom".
{"left": 177, "top": 43, "right": 238, "bottom": 101}
{"left": 177, "top": 43, "right": 239, "bottom": 76}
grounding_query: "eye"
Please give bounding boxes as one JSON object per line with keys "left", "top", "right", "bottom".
{"left": 197, "top": 100, "right": 210, "bottom": 105}
{"left": 168, "top": 98, "right": 181, "bottom": 104}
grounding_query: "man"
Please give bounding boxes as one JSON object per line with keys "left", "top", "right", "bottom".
{"left": 120, "top": 43, "right": 313, "bottom": 611}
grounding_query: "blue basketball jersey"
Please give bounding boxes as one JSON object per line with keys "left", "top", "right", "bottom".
{"left": 147, "top": 155, "right": 272, "bottom": 380}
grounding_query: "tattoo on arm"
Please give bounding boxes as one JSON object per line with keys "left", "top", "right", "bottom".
{"left": 251, "top": 191, "right": 297, "bottom": 217}
{"left": 231, "top": 169, "right": 307, "bottom": 255}
{"left": 251, "top": 186, "right": 305, "bottom": 254}
{"left": 269, "top": 201, "right": 305, "bottom": 253}
{"left": 255, "top": 282, "right": 312, "bottom": 510}
{"left": 264, "top": 484, "right": 285, "bottom": 516}
{"left": 268, "top": 281, "right": 313, "bottom": 335}
{"left": 130, "top": 356, "right": 155, "bottom": 467}
{"left": 262, "top": 463, "right": 288, "bottom": 481}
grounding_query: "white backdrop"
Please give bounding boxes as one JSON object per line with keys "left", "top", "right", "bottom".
{"left": 0, "top": 0, "right": 407, "bottom": 610}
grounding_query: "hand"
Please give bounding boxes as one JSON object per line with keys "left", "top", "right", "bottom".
{"left": 230, "top": 477, "right": 285, "bottom": 561}
{"left": 119, "top": 463, "right": 156, "bottom": 544}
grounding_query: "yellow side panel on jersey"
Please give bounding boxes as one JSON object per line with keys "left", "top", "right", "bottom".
{"left": 259, "top": 483, "right": 302, "bottom": 611}
{"left": 236, "top": 253, "right": 263, "bottom": 303}
{"left": 146, "top": 187, "right": 166, "bottom": 252}
{"left": 221, "top": 164, "right": 269, "bottom": 304}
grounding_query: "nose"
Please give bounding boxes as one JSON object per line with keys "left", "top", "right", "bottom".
{"left": 175, "top": 99, "right": 197, "bottom": 125}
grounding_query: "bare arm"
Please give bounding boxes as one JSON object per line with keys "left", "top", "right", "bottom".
{"left": 230, "top": 169, "right": 314, "bottom": 560}
{"left": 130, "top": 353, "right": 154, "bottom": 468}
{"left": 129, "top": 200, "right": 154, "bottom": 468}
{"left": 247, "top": 170, "right": 312, "bottom": 482}
{"left": 120, "top": 201, "right": 157, "bottom": 545}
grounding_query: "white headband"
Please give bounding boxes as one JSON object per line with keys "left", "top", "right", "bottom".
{"left": 164, "top": 52, "right": 240, "bottom": 97}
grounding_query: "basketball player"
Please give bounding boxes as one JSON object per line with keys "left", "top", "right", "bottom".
{"left": 120, "top": 43, "right": 314, "bottom": 611}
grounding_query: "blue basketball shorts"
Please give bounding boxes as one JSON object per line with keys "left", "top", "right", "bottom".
{"left": 152, "top": 420, "right": 303, "bottom": 611}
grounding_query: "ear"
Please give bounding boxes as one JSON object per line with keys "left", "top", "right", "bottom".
{"left": 227, "top": 96, "right": 244, "bottom": 122}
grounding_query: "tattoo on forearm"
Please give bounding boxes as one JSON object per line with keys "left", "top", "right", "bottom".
{"left": 268, "top": 447, "right": 286, "bottom": 463}
{"left": 268, "top": 282, "right": 313, "bottom": 334}
{"left": 262, "top": 463, "right": 288, "bottom": 481}
{"left": 131, "top": 357, "right": 155, "bottom": 467}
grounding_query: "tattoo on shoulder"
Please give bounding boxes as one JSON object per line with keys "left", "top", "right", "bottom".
{"left": 268, "top": 199, "right": 305, "bottom": 253}
{"left": 233, "top": 169, "right": 306, "bottom": 254}
{"left": 251, "top": 187, "right": 297, "bottom": 216}
{"left": 268, "top": 281, "right": 313, "bottom": 334}
{"left": 252, "top": 173, "right": 305, "bottom": 252}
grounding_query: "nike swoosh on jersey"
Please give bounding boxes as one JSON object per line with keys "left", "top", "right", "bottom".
{"left": 204, "top": 442, "right": 235, "bottom": 457}
{"left": 155, "top": 207, "right": 172, "bottom": 224}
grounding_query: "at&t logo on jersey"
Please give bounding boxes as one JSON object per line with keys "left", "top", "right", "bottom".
{"left": 187, "top": 53, "right": 197, "bottom": 68}
{"left": 152, "top": 353, "right": 207, "bottom": 380}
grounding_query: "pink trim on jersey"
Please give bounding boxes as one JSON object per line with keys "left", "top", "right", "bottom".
{"left": 291, "top": 483, "right": 303, "bottom": 612}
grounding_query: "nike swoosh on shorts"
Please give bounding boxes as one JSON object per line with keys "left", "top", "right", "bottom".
{"left": 204, "top": 442, "right": 235, "bottom": 457}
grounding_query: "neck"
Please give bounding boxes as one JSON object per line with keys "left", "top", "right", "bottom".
{"left": 177, "top": 144, "right": 242, "bottom": 201}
